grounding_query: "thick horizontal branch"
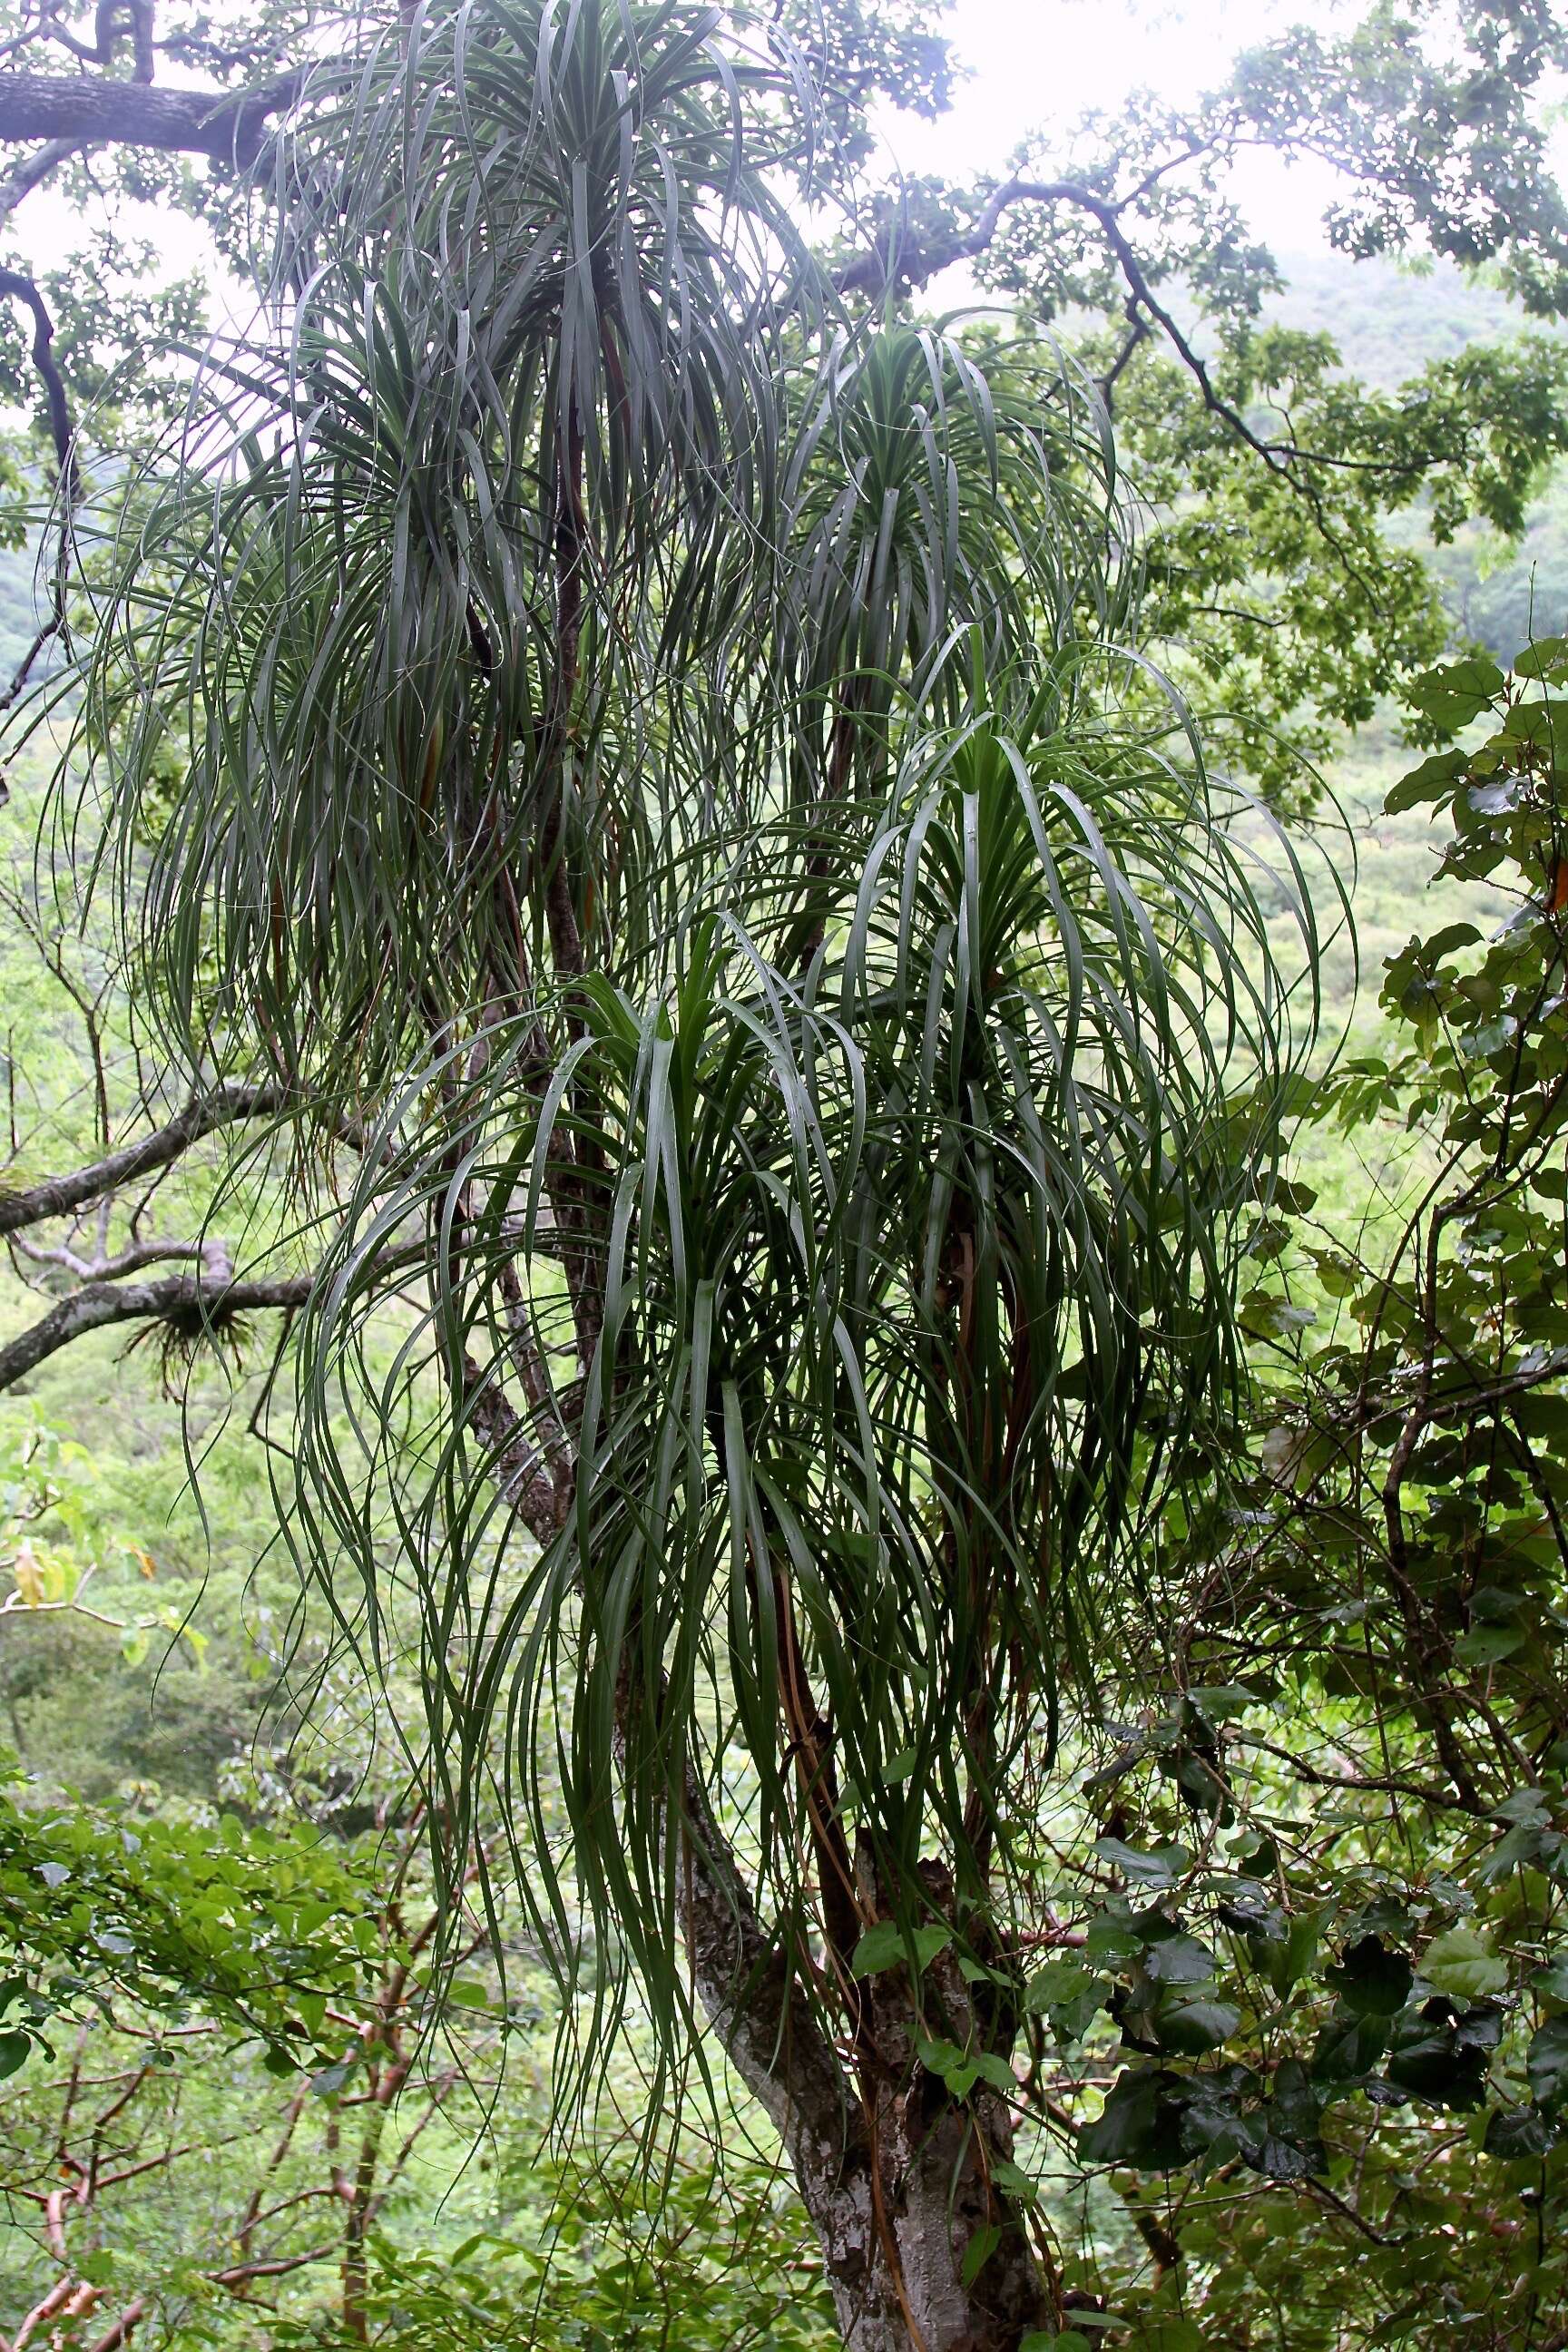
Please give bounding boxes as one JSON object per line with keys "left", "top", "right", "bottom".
{"left": 0, "top": 1265, "right": 313, "bottom": 1389}
{"left": 0, "top": 69, "right": 297, "bottom": 167}
{"left": 0, "top": 1083, "right": 284, "bottom": 1236}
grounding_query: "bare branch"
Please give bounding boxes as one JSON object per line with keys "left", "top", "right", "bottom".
{"left": 0, "top": 1083, "right": 284, "bottom": 1236}
{"left": 465, "top": 1367, "right": 572, "bottom": 1547}
{"left": 1099, "top": 299, "right": 1149, "bottom": 413}
{"left": 209, "top": 2245, "right": 334, "bottom": 2288}
{"left": 838, "top": 176, "right": 1420, "bottom": 495}
{"left": 476, "top": 1396, "right": 851, "bottom": 2171}
{"left": 674, "top": 1750, "right": 854, "bottom": 2177}
{"left": 841, "top": 176, "right": 1297, "bottom": 478}
{"left": 1233, "top": 1733, "right": 1488, "bottom": 1818}
{"left": 51, "top": 3, "right": 157, "bottom": 84}
{"left": 0, "top": 1263, "right": 314, "bottom": 1390}
{"left": 10, "top": 2278, "right": 81, "bottom": 2352}
{"left": 14, "top": 1232, "right": 209, "bottom": 1280}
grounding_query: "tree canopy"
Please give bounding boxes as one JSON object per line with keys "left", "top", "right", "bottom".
{"left": 0, "top": 0, "right": 1562, "bottom": 782}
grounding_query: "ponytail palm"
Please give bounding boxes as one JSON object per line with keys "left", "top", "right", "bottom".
{"left": 36, "top": 5, "right": 1320, "bottom": 2345}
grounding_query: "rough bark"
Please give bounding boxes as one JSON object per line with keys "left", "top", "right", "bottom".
{"left": 0, "top": 1264, "right": 313, "bottom": 1388}
{"left": 674, "top": 1772, "right": 1051, "bottom": 2352}
{"left": 0, "top": 71, "right": 297, "bottom": 168}
{"left": 772, "top": 2056, "right": 1048, "bottom": 2352}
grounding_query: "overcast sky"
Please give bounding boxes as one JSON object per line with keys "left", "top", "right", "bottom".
{"left": 877, "top": 0, "right": 1342, "bottom": 253}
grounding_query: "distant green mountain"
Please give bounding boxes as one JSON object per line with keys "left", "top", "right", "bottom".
{"left": 1267, "top": 248, "right": 1568, "bottom": 659}
{"left": 1267, "top": 247, "right": 1540, "bottom": 389}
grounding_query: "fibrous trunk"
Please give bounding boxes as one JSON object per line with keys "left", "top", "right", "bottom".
{"left": 797, "top": 2070, "right": 1050, "bottom": 2352}
{"left": 679, "top": 1815, "right": 1052, "bottom": 2352}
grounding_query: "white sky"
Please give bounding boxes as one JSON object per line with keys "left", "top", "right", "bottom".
{"left": 878, "top": 0, "right": 1343, "bottom": 254}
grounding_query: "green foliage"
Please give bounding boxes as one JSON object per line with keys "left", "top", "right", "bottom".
{"left": 291, "top": 668, "right": 1310, "bottom": 2065}
{"left": 0, "top": 1752, "right": 384, "bottom": 2066}
{"left": 27, "top": 10, "right": 1318, "bottom": 2169}
{"left": 278, "top": 2147, "right": 838, "bottom": 2352}
{"left": 1230, "top": 3, "right": 1568, "bottom": 311}
{"left": 1059, "top": 313, "right": 1568, "bottom": 794}
{"left": 5, "top": 0, "right": 1568, "bottom": 2344}
{"left": 1026, "top": 645, "right": 1568, "bottom": 2340}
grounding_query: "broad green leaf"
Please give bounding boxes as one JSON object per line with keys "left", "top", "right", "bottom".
{"left": 850, "top": 1922, "right": 951, "bottom": 1980}
{"left": 1093, "top": 1838, "right": 1191, "bottom": 1887}
{"left": 1422, "top": 1927, "right": 1507, "bottom": 1999}
{"left": 960, "top": 2223, "right": 1002, "bottom": 2288}
{"left": 990, "top": 2158, "right": 1037, "bottom": 2203}
{"left": 1158, "top": 1997, "right": 1240, "bottom": 2054}
{"left": 1078, "top": 2069, "right": 1184, "bottom": 2167}
{"left": 1484, "top": 2103, "right": 1556, "bottom": 2160}
{"left": 1327, "top": 1936, "right": 1413, "bottom": 2019}
{"left": 1514, "top": 637, "right": 1568, "bottom": 682}
{"left": 1403, "top": 658, "right": 1504, "bottom": 730}
{"left": 1386, "top": 750, "right": 1466, "bottom": 812}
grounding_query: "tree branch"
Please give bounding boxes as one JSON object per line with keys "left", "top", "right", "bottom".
{"left": 0, "top": 71, "right": 298, "bottom": 169}
{"left": 83, "top": 2299, "right": 145, "bottom": 2352}
{"left": 840, "top": 176, "right": 1298, "bottom": 476}
{"left": 674, "top": 1750, "right": 852, "bottom": 2170}
{"left": 464, "top": 1365, "right": 573, "bottom": 1547}
{"left": 209, "top": 2245, "right": 334, "bottom": 2288}
{"left": 838, "top": 176, "right": 1420, "bottom": 498}
{"left": 0, "top": 1083, "right": 284, "bottom": 1236}
{"left": 0, "top": 1264, "right": 314, "bottom": 1390}
{"left": 0, "top": 136, "right": 86, "bottom": 227}
{"left": 1233, "top": 1733, "right": 1488, "bottom": 1818}
{"left": 12, "top": 1232, "right": 208, "bottom": 1280}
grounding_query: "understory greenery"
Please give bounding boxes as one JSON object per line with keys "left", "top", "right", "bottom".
{"left": 0, "top": 0, "right": 1567, "bottom": 2347}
